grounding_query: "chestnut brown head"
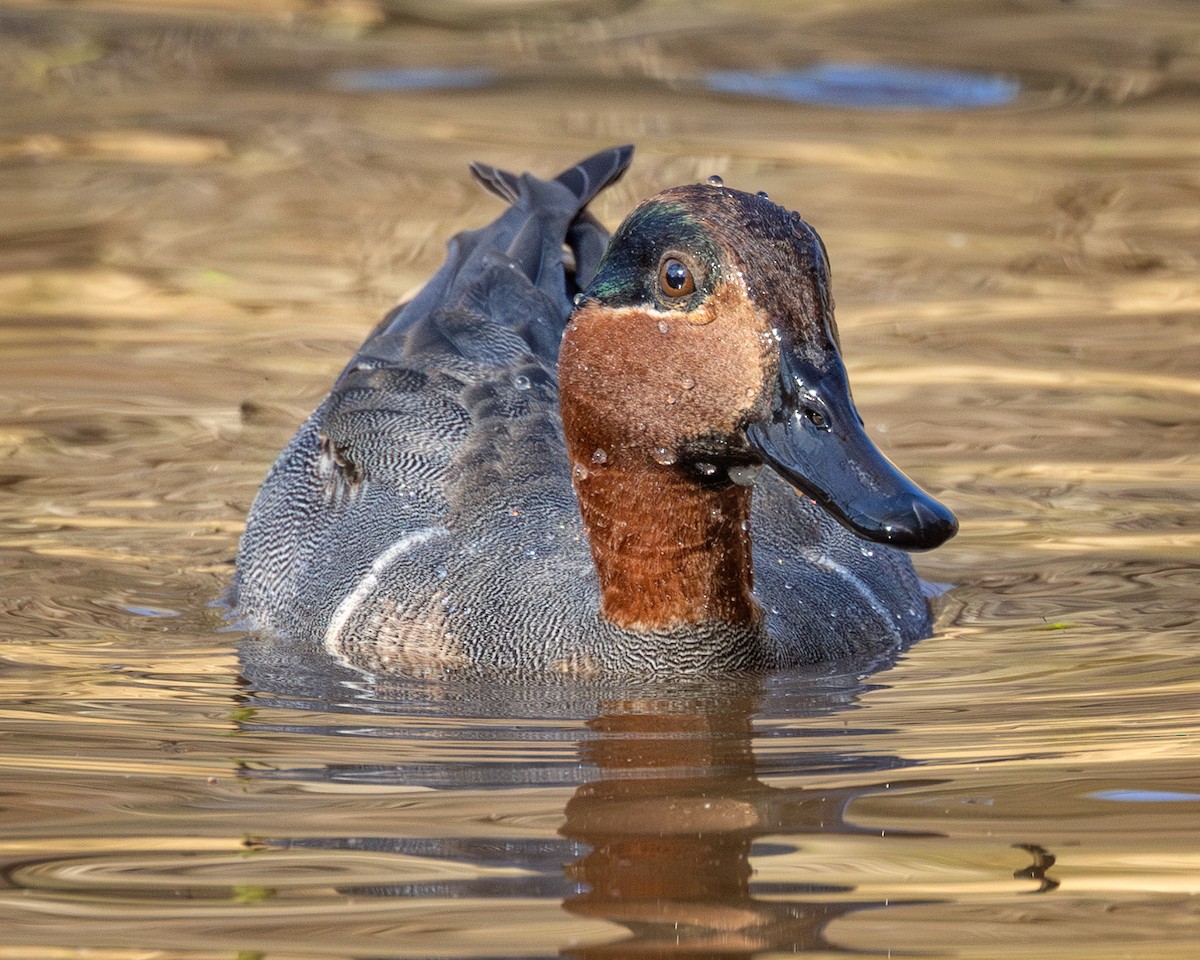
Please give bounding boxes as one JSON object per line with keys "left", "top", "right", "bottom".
{"left": 559, "top": 182, "right": 956, "bottom": 551}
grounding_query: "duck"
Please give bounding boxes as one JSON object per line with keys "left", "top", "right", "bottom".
{"left": 232, "top": 145, "right": 957, "bottom": 677}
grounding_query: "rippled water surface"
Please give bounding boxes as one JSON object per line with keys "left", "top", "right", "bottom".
{"left": 2, "top": 0, "right": 1199, "bottom": 956}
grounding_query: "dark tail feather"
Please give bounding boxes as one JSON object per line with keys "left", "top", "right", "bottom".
{"left": 470, "top": 145, "right": 634, "bottom": 209}
{"left": 469, "top": 160, "right": 522, "bottom": 205}
{"left": 567, "top": 210, "right": 609, "bottom": 292}
{"left": 553, "top": 144, "right": 634, "bottom": 207}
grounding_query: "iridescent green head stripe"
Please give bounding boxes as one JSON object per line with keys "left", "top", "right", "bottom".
{"left": 581, "top": 184, "right": 839, "bottom": 362}
{"left": 582, "top": 196, "right": 721, "bottom": 309}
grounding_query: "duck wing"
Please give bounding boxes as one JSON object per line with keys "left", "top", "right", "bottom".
{"left": 319, "top": 145, "right": 633, "bottom": 496}
{"left": 235, "top": 148, "right": 632, "bottom": 639}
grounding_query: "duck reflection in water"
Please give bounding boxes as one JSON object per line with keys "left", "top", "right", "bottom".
{"left": 560, "top": 681, "right": 938, "bottom": 958}
{"left": 236, "top": 647, "right": 942, "bottom": 956}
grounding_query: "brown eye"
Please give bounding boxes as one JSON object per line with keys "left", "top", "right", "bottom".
{"left": 658, "top": 257, "right": 695, "bottom": 298}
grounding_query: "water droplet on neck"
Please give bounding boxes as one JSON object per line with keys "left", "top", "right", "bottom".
{"left": 706, "top": 174, "right": 724, "bottom": 187}
{"left": 728, "top": 463, "right": 763, "bottom": 487}
{"left": 681, "top": 376, "right": 696, "bottom": 390}
{"left": 573, "top": 462, "right": 589, "bottom": 481}
{"left": 572, "top": 292, "right": 585, "bottom": 305}
{"left": 657, "top": 320, "right": 670, "bottom": 334}
{"left": 651, "top": 445, "right": 677, "bottom": 466}
{"left": 513, "top": 374, "right": 531, "bottom": 391}
{"left": 591, "top": 448, "right": 608, "bottom": 465}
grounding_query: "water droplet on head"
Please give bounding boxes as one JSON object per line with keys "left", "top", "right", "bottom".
{"left": 572, "top": 292, "right": 585, "bottom": 305}
{"left": 739, "top": 519, "right": 750, "bottom": 532}
{"left": 706, "top": 174, "right": 724, "bottom": 187}
{"left": 573, "top": 463, "right": 590, "bottom": 481}
{"left": 695, "top": 461, "right": 718, "bottom": 476}
{"left": 658, "top": 320, "right": 669, "bottom": 334}
{"left": 651, "top": 445, "right": 677, "bottom": 466}
{"left": 665, "top": 395, "right": 676, "bottom": 405}
{"left": 591, "top": 448, "right": 607, "bottom": 465}
{"left": 513, "top": 374, "right": 531, "bottom": 391}
{"left": 434, "top": 564, "right": 449, "bottom": 580}
{"left": 681, "top": 376, "right": 696, "bottom": 390}
{"left": 756, "top": 190, "right": 769, "bottom": 199}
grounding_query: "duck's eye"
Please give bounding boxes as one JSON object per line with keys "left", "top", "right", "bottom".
{"left": 804, "top": 407, "right": 830, "bottom": 431}
{"left": 658, "top": 258, "right": 695, "bottom": 298}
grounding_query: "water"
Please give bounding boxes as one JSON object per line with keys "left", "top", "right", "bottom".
{"left": 704, "top": 63, "right": 1021, "bottom": 109}
{"left": 2, "top": 0, "right": 1199, "bottom": 956}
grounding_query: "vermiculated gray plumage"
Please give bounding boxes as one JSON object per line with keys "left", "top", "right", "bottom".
{"left": 233, "top": 147, "right": 932, "bottom": 677}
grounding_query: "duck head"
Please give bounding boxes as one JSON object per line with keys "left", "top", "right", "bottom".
{"left": 559, "top": 181, "right": 957, "bottom": 554}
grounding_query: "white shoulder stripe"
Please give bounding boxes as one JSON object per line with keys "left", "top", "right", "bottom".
{"left": 805, "top": 551, "right": 904, "bottom": 642}
{"left": 324, "top": 527, "right": 445, "bottom": 653}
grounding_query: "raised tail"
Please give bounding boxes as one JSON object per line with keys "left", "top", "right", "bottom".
{"left": 470, "top": 144, "right": 633, "bottom": 209}
{"left": 365, "top": 147, "right": 633, "bottom": 354}
{"left": 469, "top": 146, "right": 633, "bottom": 304}
{"left": 552, "top": 144, "right": 634, "bottom": 206}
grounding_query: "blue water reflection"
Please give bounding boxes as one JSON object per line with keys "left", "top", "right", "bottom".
{"left": 1090, "top": 789, "right": 1200, "bottom": 803}
{"left": 706, "top": 62, "right": 1019, "bottom": 109}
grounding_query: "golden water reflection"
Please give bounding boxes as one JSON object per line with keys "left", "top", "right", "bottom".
{"left": 1, "top": 0, "right": 1199, "bottom": 956}
{"left": 561, "top": 689, "right": 929, "bottom": 958}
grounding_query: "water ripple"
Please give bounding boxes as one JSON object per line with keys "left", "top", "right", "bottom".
{"left": 329, "top": 67, "right": 499, "bottom": 92}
